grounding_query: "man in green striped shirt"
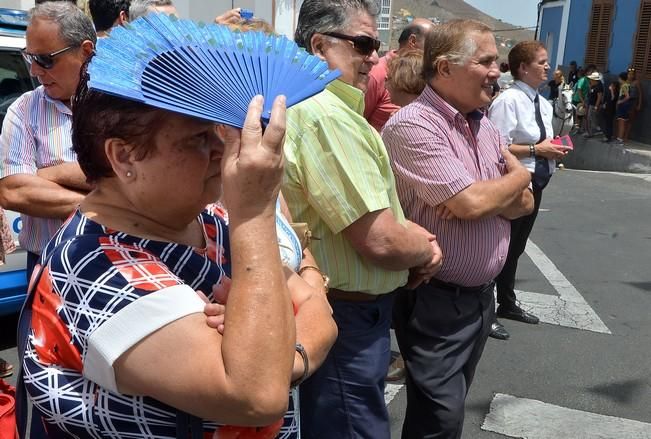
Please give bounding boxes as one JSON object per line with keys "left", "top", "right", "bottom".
{"left": 283, "top": 1, "right": 443, "bottom": 438}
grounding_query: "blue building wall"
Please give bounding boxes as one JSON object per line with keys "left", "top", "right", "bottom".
{"left": 540, "top": 6, "right": 563, "bottom": 68}
{"left": 539, "top": 0, "right": 651, "bottom": 143}
{"left": 562, "top": 0, "right": 592, "bottom": 67}
{"left": 608, "top": 0, "right": 637, "bottom": 74}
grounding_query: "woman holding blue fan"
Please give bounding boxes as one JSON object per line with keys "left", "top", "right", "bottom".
{"left": 20, "top": 13, "right": 337, "bottom": 439}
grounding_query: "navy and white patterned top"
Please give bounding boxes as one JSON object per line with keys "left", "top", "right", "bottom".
{"left": 23, "top": 208, "right": 300, "bottom": 438}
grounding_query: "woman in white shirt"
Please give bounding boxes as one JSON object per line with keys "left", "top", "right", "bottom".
{"left": 487, "top": 41, "right": 567, "bottom": 340}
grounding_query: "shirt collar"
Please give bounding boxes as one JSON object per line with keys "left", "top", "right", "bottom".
{"left": 420, "top": 84, "right": 485, "bottom": 123}
{"left": 41, "top": 86, "right": 73, "bottom": 115}
{"left": 326, "top": 79, "right": 365, "bottom": 115}
{"left": 512, "top": 79, "right": 538, "bottom": 102}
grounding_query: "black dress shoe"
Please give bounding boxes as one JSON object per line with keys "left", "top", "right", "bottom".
{"left": 489, "top": 321, "right": 510, "bottom": 340}
{"left": 496, "top": 305, "right": 540, "bottom": 324}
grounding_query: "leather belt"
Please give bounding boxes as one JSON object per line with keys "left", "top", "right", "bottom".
{"left": 328, "top": 288, "right": 380, "bottom": 302}
{"left": 428, "top": 278, "right": 494, "bottom": 295}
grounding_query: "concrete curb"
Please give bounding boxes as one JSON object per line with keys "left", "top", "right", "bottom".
{"left": 561, "top": 135, "right": 651, "bottom": 173}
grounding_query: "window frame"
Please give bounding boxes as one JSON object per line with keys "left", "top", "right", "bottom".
{"left": 632, "top": 0, "right": 651, "bottom": 79}
{"left": 584, "top": 0, "right": 614, "bottom": 72}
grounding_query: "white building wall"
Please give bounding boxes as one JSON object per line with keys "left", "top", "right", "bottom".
{"left": 0, "top": 0, "right": 39, "bottom": 10}
{"left": 174, "top": 0, "right": 299, "bottom": 38}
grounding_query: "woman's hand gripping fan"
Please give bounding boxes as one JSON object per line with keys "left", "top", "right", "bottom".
{"left": 203, "top": 95, "right": 287, "bottom": 439}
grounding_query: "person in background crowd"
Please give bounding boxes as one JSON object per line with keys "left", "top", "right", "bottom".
{"left": 488, "top": 41, "right": 567, "bottom": 341}
{"left": 383, "top": 19, "right": 533, "bottom": 438}
{"left": 215, "top": 7, "right": 246, "bottom": 25}
{"left": 622, "top": 66, "right": 644, "bottom": 143}
{"left": 287, "top": 1, "right": 442, "bottom": 437}
{"left": 567, "top": 60, "right": 578, "bottom": 87}
{"left": 364, "top": 18, "right": 435, "bottom": 131}
{"left": 572, "top": 65, "right": 594, "bottom": 133}
{"left": 0, "top": 207, "right": 16, "bottom": 379}
{"left": 585, "top": 71, "right": 604, "bottom": 138}
{"left": 385, "top": 48, "right": 425, "bottom": 107}
{"left": 128, "top": 0, "right": 177, "bottom": 19}
{"left": 497, "top": 61, "right": 514, "bottom": 90}
{"left": 547, "top": 68, "right": 565, "bottom": 101}
{"left": 616, "top": 71, "right": 632, "bottom": 145}
{"left": 602, "top": 75, "right": 620, "bottom": 143}
{"left": 0, "top": 2, "right": 95, "bottom": 282}
{"left": 226, "top": 14, "right": 274, "bottom": 34}
{"left": 89, "top": 0, "right": 130, "bottom": 37}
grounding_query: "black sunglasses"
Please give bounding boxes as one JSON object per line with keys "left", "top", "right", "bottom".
{"left": 322, "top": 32, "right": 381, "bottom": 56}
{"left": 21, "top": 45, "right": 76, "bottom": 70}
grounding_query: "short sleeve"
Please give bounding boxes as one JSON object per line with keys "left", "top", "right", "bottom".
{"left": 0, "top": 96, "right": 38, "bottom": 178}
{"left": 47, "top": 235, "right": 204, "bottom": 393}
{"left": 382, "top": 118, "right": 474, "bottom": 206}
{"left": 487, "top": 96, "right": 518, "bottom": 145}
{"left": 296, "top": 117, "right": 392, "bottom": 233}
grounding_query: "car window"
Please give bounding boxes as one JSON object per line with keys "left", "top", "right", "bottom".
{"left": 0, "top": 48, "right": 33, "bottom": 126}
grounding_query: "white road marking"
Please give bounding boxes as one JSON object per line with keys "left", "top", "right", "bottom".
{"left": 384, "top": 383, "right": 403, "bottom": 406}
{"left": 482, "top": 393, "right": 651, "bottom": 439}
{"left": 570, "top": 169, "right": 651, "bottom": 183}
{"left": 516, "top": 240, "right": 611, "bottom": 334}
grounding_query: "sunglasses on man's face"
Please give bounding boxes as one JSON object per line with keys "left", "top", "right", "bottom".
{"left": 21, "top": 45, "right": 76, "bottom": 70}
{"left": 322, "top": 32, "right": 381, "bottom": 56}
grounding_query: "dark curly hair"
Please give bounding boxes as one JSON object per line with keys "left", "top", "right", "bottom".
{"left": 72, "top": 59, "right": 166, "bottom": 183}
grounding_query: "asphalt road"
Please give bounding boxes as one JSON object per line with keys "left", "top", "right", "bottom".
{"left": 1, "top": 169, "right": 649, "bottom": 438}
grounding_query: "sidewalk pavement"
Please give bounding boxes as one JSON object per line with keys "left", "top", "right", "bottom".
{"left": 562, "top": 134, "right": 651, "bottom": 173}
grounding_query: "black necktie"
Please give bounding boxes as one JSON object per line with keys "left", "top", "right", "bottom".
{"left": 533, "top": 94, "right": 551, "bottom": 189}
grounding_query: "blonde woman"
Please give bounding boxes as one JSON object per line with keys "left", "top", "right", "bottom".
{"left": 547, "top": 68, "right": 565, "bottom": 101}
{"left": 386, "top": 49, "right": 426, "bottom": 107}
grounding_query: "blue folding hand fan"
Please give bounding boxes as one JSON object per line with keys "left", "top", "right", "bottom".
{"left": 88, "top": 13, "right": 341, "bottom": 127}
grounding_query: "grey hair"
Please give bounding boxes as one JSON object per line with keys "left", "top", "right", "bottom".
{"left": 423, "top": 19, "right": 491, "bottom": 80}
{"left": 129, "top": 0, "right": 173, "bottom": 21}
{"left": 29, "top": 1, "right": 97, "bottom": 46}
{"left": 294, "top": 0, "right": 379, "bottom": 53}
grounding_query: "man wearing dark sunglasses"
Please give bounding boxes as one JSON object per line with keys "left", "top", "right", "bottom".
{"left": 284, "top": 1, "right": 443, "bottom": 438}
{"left": 0, "top": 2, "right": 95, "bottom": 285}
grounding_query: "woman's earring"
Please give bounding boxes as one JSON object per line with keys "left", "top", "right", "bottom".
{"left": 126, "top": 171, "right": 132, "bottom": 178}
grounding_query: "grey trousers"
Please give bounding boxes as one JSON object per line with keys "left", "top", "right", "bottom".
{"left": 393, "top": 282, "right": 495, "bottom": 439}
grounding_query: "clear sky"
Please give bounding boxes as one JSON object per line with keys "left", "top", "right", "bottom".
{"left": 465, "top": 0, "right": 540, "bottom": 28}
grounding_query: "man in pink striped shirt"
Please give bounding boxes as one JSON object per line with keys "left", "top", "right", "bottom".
{"left": 0, "top": 2, "right": 95, "bottom": 280}
{"left": 382, "top": 19, "right": 534, "bottom": 439}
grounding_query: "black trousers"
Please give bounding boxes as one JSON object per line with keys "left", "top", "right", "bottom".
{"left": 393, "top": 282, "right": 494, "bottom": 439}
{"left": 495, "top": 182, "right": 544, "bottom": 309}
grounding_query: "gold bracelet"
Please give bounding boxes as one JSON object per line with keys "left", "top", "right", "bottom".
{"left": 297, "top": 265, "right": 330, "bottom": 294}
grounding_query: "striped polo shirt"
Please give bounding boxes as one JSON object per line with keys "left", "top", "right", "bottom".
{"left": 283, "top": 79, "right": 408, "bottom": 295}
{"left": 382, "top": 85, "right": 510, "bottom": 287}
{"left": 0, "top": 86, "right": 76, "bottom": 254}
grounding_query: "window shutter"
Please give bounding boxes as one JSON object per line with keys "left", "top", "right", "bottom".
{"left": 633, "top": 0, "right": 651, "bottom": 78}
{"left": 584, "top": 0, "right": 614, "bottom": 72}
